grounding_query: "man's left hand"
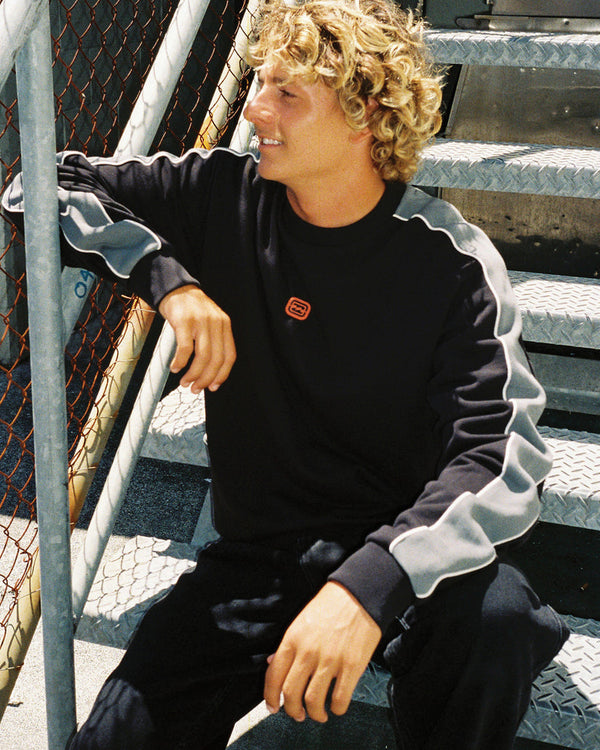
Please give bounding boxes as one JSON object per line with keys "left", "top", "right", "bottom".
{"left": 263, "top": 581, "right": 381, "bottom": 723}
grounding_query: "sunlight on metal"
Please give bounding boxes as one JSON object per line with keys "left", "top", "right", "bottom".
{"left": 15, "top": 5, "right": 76, "bottom": 748}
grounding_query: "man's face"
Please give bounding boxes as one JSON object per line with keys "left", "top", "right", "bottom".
{"left": 244, "top": 64, "right": 364, "bottom": 193}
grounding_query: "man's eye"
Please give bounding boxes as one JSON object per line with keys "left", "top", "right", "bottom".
{"left": 279, "top": 88, "right": 295, "bottom": 99}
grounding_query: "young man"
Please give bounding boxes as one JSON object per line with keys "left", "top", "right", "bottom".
{"left": 2, "top": 1, "right": 568, "bottom": 748}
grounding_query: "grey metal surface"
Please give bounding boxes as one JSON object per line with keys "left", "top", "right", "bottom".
{"left": 15, "top": 7, "right": 76, "bottom": 746}
{"left": 423, "top": 28, "right": 600, "bottom": 70}
{"left": 491, "top": 0, "right": 598, "bottom": 17}
{"left": 440, "top": 63, "right": 600, "bottom": 282}
{"left": 140, "top": 384, "right": 210, "bottom": 466}
{"left": 460, "top": 16, "right": 600, "bottom": 33}
{"left": 446, "top": 65, "right": 600, "bottom": 150}
{"left": 76, "top": 536, "right": 197, "bottom": 649}
{"left": 529, "top": 351, "right": 600, "bottom": 417}
{"left": 0, "top": 0, "right": 48, "bottom": 94}
{"left": 508, "top": 270, "right": 600, "bottom": 349}
{"left": 539, "top": 426, "right": 600, "bottom": 530}
{"left": 415, "top": 138, "right": 600, "bottom": 199}
{"left": 518, "top": 614, "right": 600, "bottom": 748}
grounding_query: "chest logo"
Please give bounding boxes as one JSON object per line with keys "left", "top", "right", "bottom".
{"left": 285, "top": 297, "right": 311, "bottom": 321}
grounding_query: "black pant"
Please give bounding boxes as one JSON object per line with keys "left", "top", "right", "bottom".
{"left": 68, "top": 536, "right": 568, "bottom": 750}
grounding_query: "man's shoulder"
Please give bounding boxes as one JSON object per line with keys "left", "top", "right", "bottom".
{"left": 394, "top": 184, "right": 504, "bottom": 273}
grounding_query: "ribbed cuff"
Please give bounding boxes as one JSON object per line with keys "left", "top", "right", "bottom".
{"left": 328, "top": 540, "right": 414, "bottom": 633}
{"left": 129, "top": 252, "right": 201, "bottom": 309}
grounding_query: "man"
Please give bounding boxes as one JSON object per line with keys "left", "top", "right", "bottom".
{"left": 2, "top": 1, "right": 568, "bottom": 748}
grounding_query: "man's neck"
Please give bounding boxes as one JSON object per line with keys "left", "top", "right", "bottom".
{"left": 285, "top": 171, "right": 386, "bottom": 228}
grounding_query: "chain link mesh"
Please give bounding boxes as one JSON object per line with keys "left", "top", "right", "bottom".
{"left": 0, "top": 0, "right": 252, "bottom": 677}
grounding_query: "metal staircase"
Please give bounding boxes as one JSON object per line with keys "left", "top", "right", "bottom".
{"left": 77, "top": 19, "right": 600, "bottom": 750}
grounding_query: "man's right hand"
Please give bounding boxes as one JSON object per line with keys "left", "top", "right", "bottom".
{"left": 158, "top": 285, "right": 236, "bottom": 393}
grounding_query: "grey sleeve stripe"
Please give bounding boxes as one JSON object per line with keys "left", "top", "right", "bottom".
{"left": 57, "top": 187, "right": 161, "bottom": 279}
{"left": 1, "top": 170, "right": 25, "bottom": 213}
{"left": 390, "top": 186, "right": 553, "bottom": 599}
{"left": 2, "top": 155, "right": 162, "bottom": 279}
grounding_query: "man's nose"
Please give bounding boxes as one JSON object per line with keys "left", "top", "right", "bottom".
{"left": 244, "top": 89, "right": 275, "bottom": 127}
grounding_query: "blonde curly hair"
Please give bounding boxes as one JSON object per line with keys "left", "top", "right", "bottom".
{"left": 247, "top": 0, "right": 443, "bottom": 183}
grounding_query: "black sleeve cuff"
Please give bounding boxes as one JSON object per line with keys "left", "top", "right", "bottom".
{"left": 129, "top": 252, "right": 201, "bottom": 309}
{"left": 328, "top": 540, "right": 415, "bottom": 633}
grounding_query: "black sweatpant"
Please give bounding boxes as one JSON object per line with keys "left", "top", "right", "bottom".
{"left": 68, "top": 536, "right": 568, "bottom": 750}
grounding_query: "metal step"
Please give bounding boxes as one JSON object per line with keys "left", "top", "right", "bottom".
{"left": 141, "top": 383, "right": 209, "bottom": 467}
{"left": 539, "top": 426, "right": 600, "bottom": 531}
{"left": 423, "top": 28, "right": 600, "bottom": 71}
{"left": 415, "top": 138, "right": 600, "bottom": 199}
{"left": 77, "top": 535, "right": 600, "bottom": 750}
{"left": 76, "top": 536, "right": 197, "bottom": 648}
{"left": 509, "top": 270, "right": 600, "bottom": 349}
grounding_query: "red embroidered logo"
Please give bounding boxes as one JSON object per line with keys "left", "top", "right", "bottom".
{"left": 285, "top": 297, "right": 311, "bottom": 320}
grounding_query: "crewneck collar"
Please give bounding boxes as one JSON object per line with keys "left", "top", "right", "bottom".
{"left": 280, "top": 181, "right": 406, "bottom": 248}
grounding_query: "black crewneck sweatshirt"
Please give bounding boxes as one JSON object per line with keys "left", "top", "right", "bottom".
{"left": 2, "top": 148, "right": 550, "bottom": 631}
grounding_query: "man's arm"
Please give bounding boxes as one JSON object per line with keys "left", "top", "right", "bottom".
{"left": 2, "top": 150, "right": 239, "bottom": 391}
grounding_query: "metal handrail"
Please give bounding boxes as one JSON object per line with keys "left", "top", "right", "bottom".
{"left": 14, "top": 5, "right": 75, "bottom": 747}
{"left": 1, "top": 0, "right": 216, "bottom": 745}
{"left": 0, "top": 0, "right": 47, "bottom": 95}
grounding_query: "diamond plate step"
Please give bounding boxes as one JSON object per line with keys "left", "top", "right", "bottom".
{"left": 539, "top": 426, "right": 600, "bottom": 531}
{"left": 508, "top": 271, "right": 600, "bottom": 349}
{"left": 76, "top": 536, "right": 197, "bottom": 648}
{"left": 423, "top": 28, "right": 600, "bottom": 71}
{"left": 77, "top": 536, "right": 600, "bottom": 749}
{"left": 140, "top": 384, "right": 209, "bottom": 466}
{"left": 415, "top": 139, "right": 600, "bottom": 199}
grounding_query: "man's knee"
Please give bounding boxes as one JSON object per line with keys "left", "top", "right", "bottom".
{"left": 477, "top": 562, "right": 568, "bottom": 678}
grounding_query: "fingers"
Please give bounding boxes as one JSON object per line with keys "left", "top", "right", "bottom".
{"left": 178, "top": 314, "right": 236, "bottom": 393}
{"left": 158, "top": 285, "right": 236, "bottom": 392}
{"left": 329, "top": 668, "right": 355, "bottom": 717}
{"left": 264, "top": 647, "right": 342, "bottom": 724}
{"left": 303, "top": 665, "right": 335, "bottom": 723}
{"left": 263, "top": 583, "right": 382, "bottom": 725}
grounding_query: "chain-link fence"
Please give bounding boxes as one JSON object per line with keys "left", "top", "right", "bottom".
{"left": 0, "top": 0, "right": 252, "bottom": 713}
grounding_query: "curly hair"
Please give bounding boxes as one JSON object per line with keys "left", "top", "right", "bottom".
{"left": 247, "top": 0, "right": 443, "bottom": 183}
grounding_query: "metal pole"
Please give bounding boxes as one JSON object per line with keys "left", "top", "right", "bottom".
{"left": 72, "top": 324, "right": 177, "bottom": 624}
{"left": 15, "top": 5, "right": 76, "bottom": 749}
{"left": 0, "top": 0, "right": 47, "bottom": 94}
{"left": 116, "top": 0, "right": 212, "bottom": 158}
{"left": 60, "top": 0, "right": 214, "bottom": 340}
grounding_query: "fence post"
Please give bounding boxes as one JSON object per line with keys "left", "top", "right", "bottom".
{"left": 15, "top": 5, "right": 76, "bottom": 749}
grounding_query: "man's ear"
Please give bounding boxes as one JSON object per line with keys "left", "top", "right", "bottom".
{"left": 353, "top": 97, "right": 378, "bottom": 141}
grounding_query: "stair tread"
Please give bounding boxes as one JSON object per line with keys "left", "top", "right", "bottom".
{"left": 424, "top": 27, "right": 600, "bottom": 71}
{"left": 509, "top": 270, "right": 600, "bottom": 348}
{"left": 416, "top": 138, "right": 600, "bottom": 199}
{"left": 540, "top": 426, "right": 600, "bottom": 530}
